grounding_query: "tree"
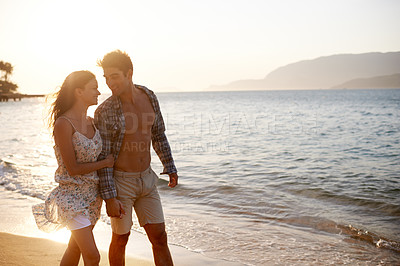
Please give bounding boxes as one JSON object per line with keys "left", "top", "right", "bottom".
{"left": 0, "top": 61, "right": 18, "bottom": 93}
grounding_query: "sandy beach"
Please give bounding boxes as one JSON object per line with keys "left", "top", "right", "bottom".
{"left": 0, "top": 232, "right": 151, "bottom": 266}
{"left": 0, "top": 187, "right": 152, "bottom": 265}
{"left": 0, "top": 187, "right": 242, "bottom": 266}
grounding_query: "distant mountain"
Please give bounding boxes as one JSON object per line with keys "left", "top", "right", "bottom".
{"left": 208, "top": 51, "right": 400, "bottom": 90}
{"left": 331, "top": 73, "right": 400, "bottom": 89}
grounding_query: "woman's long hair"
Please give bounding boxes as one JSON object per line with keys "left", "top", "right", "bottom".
{"left": 48, "top": 70, "right": 95, "bottom": 134}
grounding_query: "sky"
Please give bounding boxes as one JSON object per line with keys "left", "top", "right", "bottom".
{"left": 1, "top": 0, "right": 399, "bottom": 94}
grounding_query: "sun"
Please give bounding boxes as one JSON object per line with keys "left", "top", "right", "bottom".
{"left": 22, "top": 0, "right": 122, "bottom": 93}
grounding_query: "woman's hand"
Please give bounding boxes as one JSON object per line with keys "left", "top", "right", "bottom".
{"left": 103, "top": 154, "right": 114, "bottom": 168}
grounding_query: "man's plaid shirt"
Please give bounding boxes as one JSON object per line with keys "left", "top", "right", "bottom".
{"left": 94, "top": 85, "right": 177, "bottom": 200}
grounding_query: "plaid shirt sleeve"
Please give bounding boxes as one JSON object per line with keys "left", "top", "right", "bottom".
{"left": 94, "top": 104, "right": 118, "bottom": 200}
{"left": 148, "top": 90, "right": 177, "bottom": 175}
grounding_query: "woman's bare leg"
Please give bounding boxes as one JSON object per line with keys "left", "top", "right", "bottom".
{"left": 60, "top": 235, "right": 81, "bottom": 266}
{"left": 62, "top": 225, "right": 100, "bottom": 266}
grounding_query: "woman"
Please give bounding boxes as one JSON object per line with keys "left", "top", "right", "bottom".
{"left": 32, "top": 70, "right": 113, "bottom": 266}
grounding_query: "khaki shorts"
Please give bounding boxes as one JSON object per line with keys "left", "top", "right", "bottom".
{"left": 111, "top": 167, "right": 164, "bottom": 235}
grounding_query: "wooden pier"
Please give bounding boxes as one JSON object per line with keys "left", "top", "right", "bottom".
{"left": 0, "top": 93, "right": 44, "bottom": 102}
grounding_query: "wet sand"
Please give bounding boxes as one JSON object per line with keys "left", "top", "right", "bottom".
{"left": 0, "top": 232, "right": 151, "bottom": 266}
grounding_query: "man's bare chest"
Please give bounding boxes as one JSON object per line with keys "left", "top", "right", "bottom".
{"left": 122, "top": 97, "right": 155, "bottom": 134}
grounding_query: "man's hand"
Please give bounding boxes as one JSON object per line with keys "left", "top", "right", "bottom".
{"left": 168, "top": 172, "right": 178, "bottom": 188}
{"left": 105, "top": 198, "right": 125, "bottom": 219}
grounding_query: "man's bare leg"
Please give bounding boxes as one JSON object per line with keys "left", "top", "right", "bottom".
{"left": 144, "top": 223, "right": 173, "bottom": 266}
{"left": 109, "top": 232, "right": 130, "bottom": 266}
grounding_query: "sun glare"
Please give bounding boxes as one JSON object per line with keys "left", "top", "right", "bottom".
{"left": 23, "top": 0, "right": 123, "bottom": 93}
{"left": 45, "top": 228, "right": 71, "bottom": 244}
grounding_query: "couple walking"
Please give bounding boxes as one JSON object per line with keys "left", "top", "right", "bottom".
{"left": 32, "top": 50, "right": 178, "bottom": 266}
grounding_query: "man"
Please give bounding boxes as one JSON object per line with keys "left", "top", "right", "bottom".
{"left": 94, "top": 50, "right": 178, "bottom": 266}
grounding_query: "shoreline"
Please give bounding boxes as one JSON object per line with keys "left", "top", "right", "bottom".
{"left": 0, "top": 186, "right": 243, "bottom": 266}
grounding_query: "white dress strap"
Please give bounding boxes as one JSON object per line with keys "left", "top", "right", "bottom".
{"left": 88, "top": 117, "right": 98, "bottom": 131}
{"left": 58, "top": 116, "right": 78, "bottom": 132}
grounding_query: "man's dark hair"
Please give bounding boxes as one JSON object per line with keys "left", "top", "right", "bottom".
{"left": 97, "top": 50, "right": 133, "bottom": 76}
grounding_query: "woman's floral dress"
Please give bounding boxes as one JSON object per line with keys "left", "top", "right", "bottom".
{"left": 32, "top": 122, "right": 103, "bottom": 232}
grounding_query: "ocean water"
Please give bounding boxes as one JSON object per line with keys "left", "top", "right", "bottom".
{"left": 1, "top": 89, "right": 399, "bottom": 265}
